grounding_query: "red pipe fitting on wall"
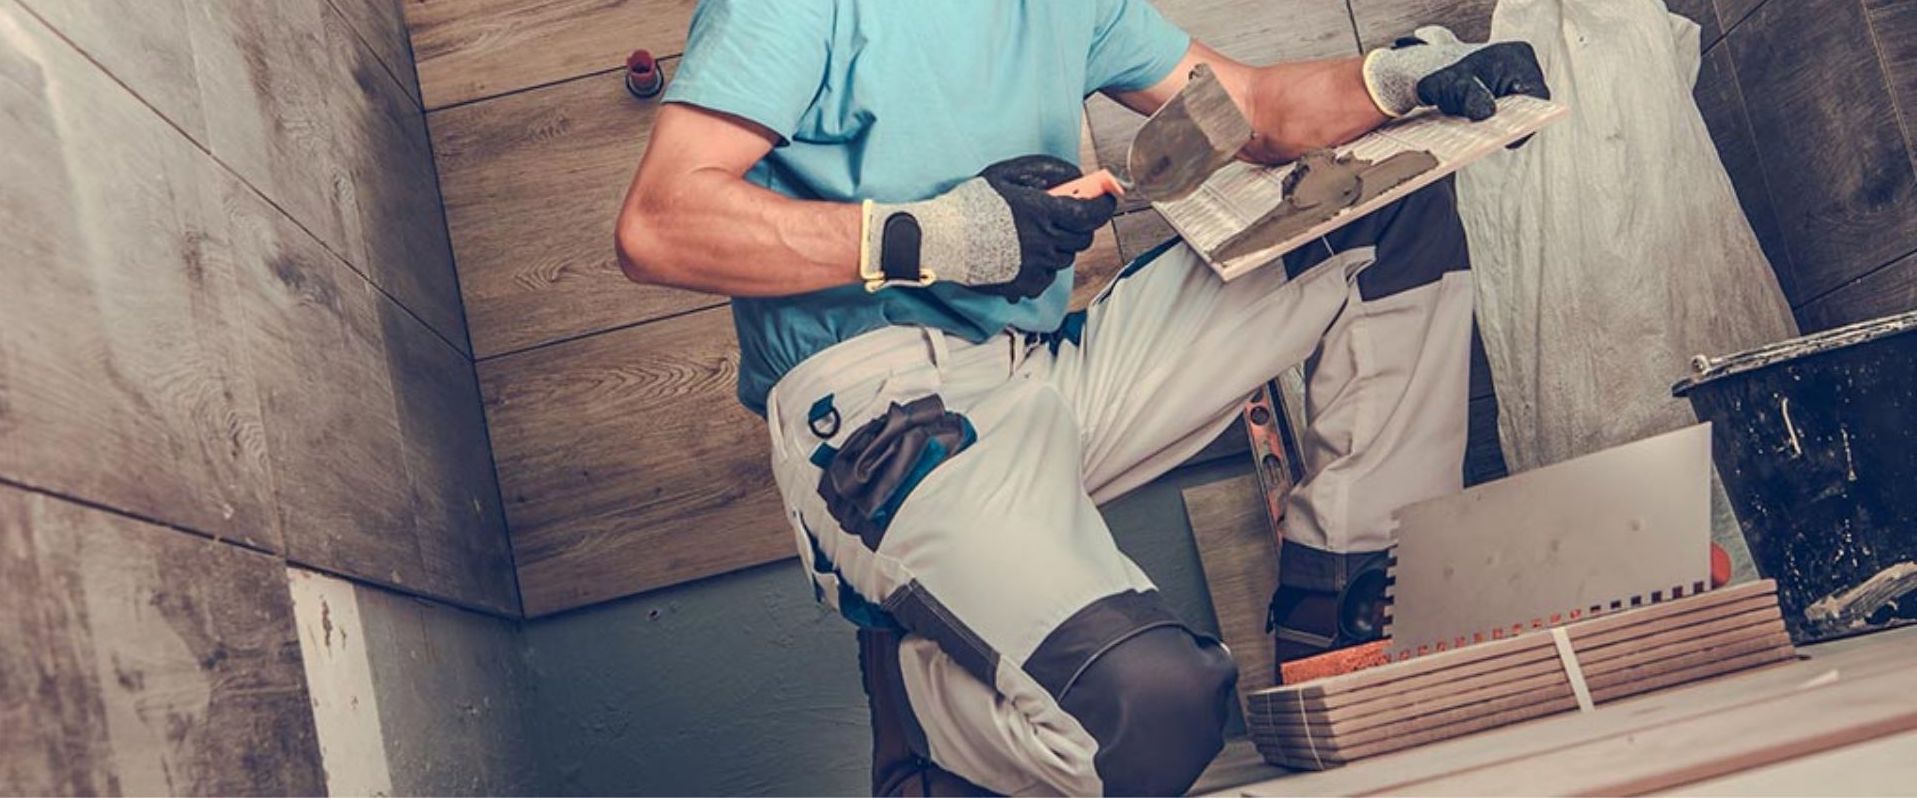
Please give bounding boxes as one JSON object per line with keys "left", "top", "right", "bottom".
{"left": 625, "top": 49, "right": 665, "bottom": 99}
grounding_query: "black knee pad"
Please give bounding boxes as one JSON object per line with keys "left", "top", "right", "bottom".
{"left": 1058, "top": 626, "right": 1237, "bottom": 796}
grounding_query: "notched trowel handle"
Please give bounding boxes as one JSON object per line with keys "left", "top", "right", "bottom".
{"left": 1047, "top": 169, "right": 1129, "bottom": 200}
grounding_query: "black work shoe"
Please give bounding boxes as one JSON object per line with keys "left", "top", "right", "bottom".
{"left": 859, "top": 629, "right": 998, "bottom": 797}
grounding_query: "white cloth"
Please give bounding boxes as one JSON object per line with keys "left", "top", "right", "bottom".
{"left": 1457, "top": 0, "right": 1797, "bottom": 569}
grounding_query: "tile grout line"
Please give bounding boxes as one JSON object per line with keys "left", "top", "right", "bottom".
{"left": 1341, "top": 0, "right": 1365, "bottom": 53}
{"left": 1793, "top": 246, "right": 1917, "bottom": 314}
{"left": 0, "top": 473, "right": 524, "bottom": 622}
{"left": 321, "top": 0, "right": 424, "bottom": 112}
{"left": 474, "top": 300, "right": 731, "bottom": 365}
{"left": 424, "top": 58, "right": 674, "bottom": 116}
{"left": 1859, "top": 0, "right": 1917, "bottom": 173}
{"left": 0, "top": 474, "right": 282, "bottom": 559}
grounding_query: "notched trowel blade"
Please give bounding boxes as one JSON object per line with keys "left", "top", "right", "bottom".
{"left": 1125, "top": 63, "right": 1252, "bottom": 202}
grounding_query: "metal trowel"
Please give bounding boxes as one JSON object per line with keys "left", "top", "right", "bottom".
{"left": 1049, "top": 63, "right": 1252, "bottom": 202}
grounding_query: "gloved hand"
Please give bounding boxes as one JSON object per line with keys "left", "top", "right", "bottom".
{"left": 1361, "top": 26, "right": 1550, "bottom": 120}
{"left": 860, "top": 155, "right": 1118, "bottom": 301}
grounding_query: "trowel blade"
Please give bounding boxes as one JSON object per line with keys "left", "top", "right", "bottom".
{"left": 1125, "top": 63, "right": 1252, "bottom": 202}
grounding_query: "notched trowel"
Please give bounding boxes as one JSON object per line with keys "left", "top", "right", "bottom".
{"left": 1049, "top": 63, "right": 1252, "bottom": 202}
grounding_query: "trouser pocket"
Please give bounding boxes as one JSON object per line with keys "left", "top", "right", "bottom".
{"left": 816, "top": 394, "right": 976, "bottom": 552}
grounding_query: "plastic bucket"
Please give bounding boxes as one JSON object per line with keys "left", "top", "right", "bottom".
{"left": 1672, "top": 310, "right": 1917, "bottom": 644}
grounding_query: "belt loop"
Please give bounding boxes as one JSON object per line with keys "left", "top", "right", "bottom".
{"left": 1007, "top": 331, "right": 1026, "bottom": 373}
{"left": 765, "top": 385, "right": 786, "bottom": 450}
{"left": 923, "top": 327, "right": 951, "bottom": 370}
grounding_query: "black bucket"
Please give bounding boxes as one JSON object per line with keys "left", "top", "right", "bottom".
{"left": 1673, "top": 310, "right": 1917, "bottom": 644}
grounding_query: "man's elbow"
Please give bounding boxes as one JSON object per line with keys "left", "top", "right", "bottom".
{"left": 614, "top": 211, "right": 666, "bottom": 285}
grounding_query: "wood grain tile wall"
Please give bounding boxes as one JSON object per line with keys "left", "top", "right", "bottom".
{"left": 0, "top": 486, "right": 325, "bottom": 795}
{"left": 1694, "top": 0, "right": 1917, "bottom": 332}
{"left": 3, "top": 0, "right": 514, "bottom": 613}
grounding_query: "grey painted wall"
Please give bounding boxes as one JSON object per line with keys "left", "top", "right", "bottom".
{"left": 521, "top": 457, "right": 1252, "bottom": 796}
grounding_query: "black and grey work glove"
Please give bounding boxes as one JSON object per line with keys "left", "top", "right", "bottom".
{"left": 860, "top": 155, "right": 1118, "bottom": 301}
{"left": 1361, "top": 26, "right": 1550, "bottom": 120}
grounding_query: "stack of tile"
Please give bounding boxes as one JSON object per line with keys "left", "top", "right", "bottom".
{"left": 1247, "top": 580, "right": 1796, "bottom": 769}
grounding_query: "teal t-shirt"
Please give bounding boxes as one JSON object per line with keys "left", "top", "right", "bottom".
{"left": 661, "top": 0, "right": 1190, "bottom": 414}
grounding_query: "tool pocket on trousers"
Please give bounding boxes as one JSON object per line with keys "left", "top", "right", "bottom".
{"left": 815, "top": 394, "right": 976, "bottom": 551}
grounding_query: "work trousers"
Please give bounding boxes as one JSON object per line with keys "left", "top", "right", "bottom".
{"left": 763, "top": 179, "right": 1473, "bottom": 795}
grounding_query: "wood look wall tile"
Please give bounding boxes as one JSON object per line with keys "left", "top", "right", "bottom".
{"left": 326, "top": 4, "right": 470, "bottom": 352}
{"left": 326, "top": 0, "right": 421, "bottom": 105}
{"left": 14, "top": 0, "right": 208, "bottom": 144}
{"left": 1089, "top": 0, "right": 1362, "bottom": 213}
{"left": 479, "top": 306, "right": 787, "bottom": 616}
{"left": 0, "top": 6, "right": 278, "bottom": 549}
{"left": 221, "top": 176, "right": 421, "bottom": 581}
{"left": 1729, "top": 0, "right": 1917, "bottom": 303}
{"left": 185, "top": 0, "right": 360, "bottom": 259}
{"left": 1867, "top": 0, "right": 1917, "bottom": 162}
{"left": 1714, "top": 0, "right": 1766, "bottom": 31}
{"left": 405, "top": 0, "right": 695, "bottom": 110}
{"left": 378, "top": 301, "right": 519, "bottom": 612}
{"left": 1348, "top": 0, "right": 1495, "bottom": 51}
{"left": 223, "top": 173, "right": 515, "bottom": 613}
{"left": 1692, "top": 43, "right": 1798, "bottom": 298}
{"left": 1796, "top": 251, "right": 1917, "bottom": 331}
{"left": 0, "top": 487, "right": 325, "bottom": 796}
{"left": 431, "top": 62, "right": 722, "bottom": 359}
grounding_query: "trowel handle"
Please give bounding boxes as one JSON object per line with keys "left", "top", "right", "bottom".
{"left": 1048, "top": 168, "right": 1127, "bottom": 200}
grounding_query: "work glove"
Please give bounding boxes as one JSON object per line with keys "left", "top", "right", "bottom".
{"left": 1361, "top": 26, "right": 1550, "bottom": 120}
{"left": 860, "top": 155, "right": 1118, "bottom": 301}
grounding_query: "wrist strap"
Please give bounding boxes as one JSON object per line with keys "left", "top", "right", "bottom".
{"left": 860, "top": 200, "right": 937, "bottom": 291}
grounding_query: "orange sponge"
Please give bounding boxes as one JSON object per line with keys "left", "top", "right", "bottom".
{"left": 1278, "top": 640, "right": 1390, "bottom": 685}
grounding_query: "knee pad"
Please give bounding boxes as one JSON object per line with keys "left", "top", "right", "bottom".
{"left": 1057, "top": 626, "right": 1237, "bottom": 796}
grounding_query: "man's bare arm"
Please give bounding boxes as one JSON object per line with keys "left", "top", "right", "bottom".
{"left": 617, "top": 105, "right": 1115, "bottom": 299}
{"left": 1110, "top": 42, "right": 1386, "bottom": 165}
{"left": 615, "top": 104, "right": 862, "bottom": 297}
{"left": 1112, "top": 33, "right": 1548, "bottom": 165}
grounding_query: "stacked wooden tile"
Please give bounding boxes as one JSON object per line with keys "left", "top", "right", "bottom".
{"left": 1246, "top": 580, "right": 1796, "bottom": 770}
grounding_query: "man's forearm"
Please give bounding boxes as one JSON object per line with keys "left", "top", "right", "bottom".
{"left": 1233, "top": 56, "right": 1388, "bottom": 164}
{"left": 1112, "top": 44, "right": 1388, "bottom": 167}
{"left": 616, "top": 167, "right": 861, "bottom": 297}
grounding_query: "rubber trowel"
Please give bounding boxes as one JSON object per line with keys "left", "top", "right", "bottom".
{"left": 1049, "top": 63, "right": 1252, "bottom": 202}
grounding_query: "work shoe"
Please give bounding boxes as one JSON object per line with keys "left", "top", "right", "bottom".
{"left": 1267, "top": 553, "right": 1391, "bottom": 666}
{"left": 859, "top": 629, "right": 997, "bottom": 797}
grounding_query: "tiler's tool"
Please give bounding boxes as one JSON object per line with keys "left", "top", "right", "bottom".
{"left": 1384, "top": 424, "right": 1716, "bottom": 658}
{"left": 1048, "top": 63, "right": 1252, "bottom": 202}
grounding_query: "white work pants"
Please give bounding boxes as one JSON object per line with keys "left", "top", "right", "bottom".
{"left": 764, "top": 180, "right": 1474, "bottom": 795}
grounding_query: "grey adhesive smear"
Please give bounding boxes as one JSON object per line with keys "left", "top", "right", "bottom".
{"left": 1212, "top": 149, "right": 1439, "bottom": 264}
